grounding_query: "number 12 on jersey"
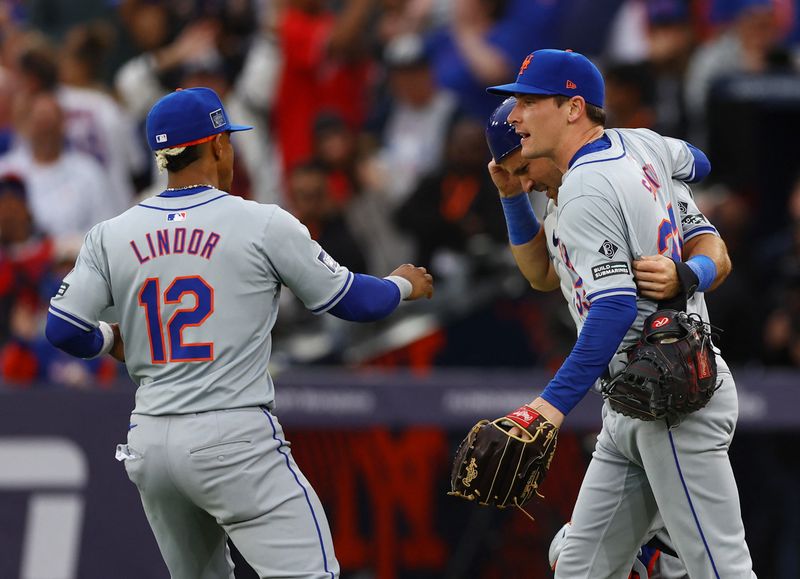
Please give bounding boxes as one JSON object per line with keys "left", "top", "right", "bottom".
{"left": 138, "top": 276, "right": 215, "bottom": 363}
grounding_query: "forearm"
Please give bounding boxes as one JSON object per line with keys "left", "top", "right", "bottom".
{"left": 500, "top": 193, "right": 558, "bottom": 290}
{"left": 539, "top": 295, "right": 637, "bottom": 416}
{"left": 328, "top": 273, "right": 407, "bottom": 322}
{"left": 45, "top": 311, "right": 114, "bottom": 359}
{"left": 510, "top": 231, "right": 559, "bottom": 291}
{"left": 683, "top": 234, "right": 731, "bottom": 291}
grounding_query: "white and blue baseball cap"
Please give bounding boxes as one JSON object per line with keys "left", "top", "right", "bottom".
{"left": 145, "top": 87, "right": 252, "bottom": 151}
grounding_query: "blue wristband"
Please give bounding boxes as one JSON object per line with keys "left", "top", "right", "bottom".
{"left": 500, "top": 194, "right": 540, "bottom": 245}
{"left": 686, "top": 255, "right": 717, "bottom": 292}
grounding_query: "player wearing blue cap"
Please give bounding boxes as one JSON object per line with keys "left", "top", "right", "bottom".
{"left": 44, "top": 87, "right": 433, "bottom": 578}
{"left": 483, "top": 51, "right": 755, "bottom": 578}
{"left": 487, "top": 97, "right": 694, "bottom": 579}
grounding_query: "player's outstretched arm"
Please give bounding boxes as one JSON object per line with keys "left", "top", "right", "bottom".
{"left": 633, "top": 234, "right": 731, "bottom": 301}
{"left": 489, "top": 160, "right": 559, "bottom": 291}
{"left": 326, "top": 266, "right": 433, "bottom": 323}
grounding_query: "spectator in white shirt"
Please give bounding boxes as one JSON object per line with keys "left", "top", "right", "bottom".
{"left": 0, "top": 92, "right": 116, "bottom": 247}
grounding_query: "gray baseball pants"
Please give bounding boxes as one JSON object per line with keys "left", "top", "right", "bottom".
{"left": 121, "top": 406, "right": 339, "bottom": 579}
{"left": 555, "top": 362, "right": 756, "bottom": 579}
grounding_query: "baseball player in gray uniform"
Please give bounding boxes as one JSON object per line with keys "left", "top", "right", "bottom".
{"left": 45, "top": 87, "right": 434, "bottom": 579}
{"left": 487, "top": 96, "right": 690, "bottom": 579}
{"left": 485, "top": 51, "right": 756, "bottom": 578}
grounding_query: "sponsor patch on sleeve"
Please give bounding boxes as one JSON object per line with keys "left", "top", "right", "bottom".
{"left": 317, "top": 250, "right": 340, "bottom": 273}
{"left": 591, "top": 261, "right": 630, "bottom": 280}
{"left": 681, "top": 213, "right": 706, "bottom": 226}
{"left": 56, "top": 282, "right": 70, "bottom": 296}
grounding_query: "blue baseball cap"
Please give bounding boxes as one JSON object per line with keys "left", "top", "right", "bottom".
{"left": 146, "top": 87, "right": 252, "bottom": 151}
{"left": 487, "top": 49, "right": 605, "bottom": 108}
{"left": 486, "top": 97, "right": 521, "bottom": 162}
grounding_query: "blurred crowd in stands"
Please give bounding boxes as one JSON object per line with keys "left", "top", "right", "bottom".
{"left": 0, "top": 0, "right": 799, "bottom": 388}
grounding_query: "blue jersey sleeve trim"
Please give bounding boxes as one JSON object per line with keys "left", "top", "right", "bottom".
{"left": 685, "top": 142, "right": 711, "bottom": 183}
{"left": 48, "top": 304, "right": 93, "bottom": 332}
{"left": 541, "top": 295, "right": 637, "bottom": 415}
{"left": 328, "top": 273, "right": 401, "bottom": 322}
{"left": 45, "top": 311, "right": 105, "bottom": 359}
{"left": 683, "top": 225, "right": 718, "bottom": 241}
{"left": 311, "top": 271, "right": 354, "bottom": 314}
{"left": 585, "top": 286, "right": 637, "bottom": 302}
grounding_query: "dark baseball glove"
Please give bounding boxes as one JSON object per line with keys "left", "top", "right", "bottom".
{"left": 448, "top": 405, "right": 558, "bottom": 516}
{"left": 602, "top": 309, "right": 718, "bottom": 422}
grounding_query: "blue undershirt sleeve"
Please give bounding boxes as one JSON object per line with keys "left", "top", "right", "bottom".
{"left": 541, "top": 294, "right": 638, "bottom": 415}
{"left": 45, "top": 312, "right": 105, "bottom": 359}
{"left": 685, "top": 142, "right": 711, "bottom": 182}
{"left": 328, "top": 273, "right": 401, "bottom": 322}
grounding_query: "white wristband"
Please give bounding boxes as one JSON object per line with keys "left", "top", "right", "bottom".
{"left": 384, "top": 275, "right": 413, "bottom": 300}
{"left": 94, "top": 321, "right": 115, "bottom": 358}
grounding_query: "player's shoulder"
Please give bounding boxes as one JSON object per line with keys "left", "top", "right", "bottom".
{"left": 205, "top": 196, "right": 303, "bottom": 237}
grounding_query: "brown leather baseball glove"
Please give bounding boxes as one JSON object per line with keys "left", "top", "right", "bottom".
{"left": 448, "top": 405, "right": 558, "bottom": 516}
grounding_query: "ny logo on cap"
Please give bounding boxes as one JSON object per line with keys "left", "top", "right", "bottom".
{"left": 210, "top": 108, "right": 225, "bottom": 129}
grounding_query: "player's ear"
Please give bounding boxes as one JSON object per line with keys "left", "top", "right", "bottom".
{"left": 567, "top": 97, "right": 585, "bottom": 123}
{"left": 212, "top": 134, "right": 224, "bottom": 159}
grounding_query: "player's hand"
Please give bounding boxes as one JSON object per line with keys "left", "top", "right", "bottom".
{"left": 390, "top": 264, "right": 434, "bottom": 300}
{"left": 109, "top": 323, "right": 125, "bottom": 363}
{"left": 488, "top": 159, "right": 523, "bottom": 199}
{"left": 632, "top": 255, "right": 680, "bottom": 300}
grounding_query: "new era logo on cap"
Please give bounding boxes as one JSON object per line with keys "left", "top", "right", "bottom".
{"left": 566, "top": 80, "right": 577, "bottom": 89}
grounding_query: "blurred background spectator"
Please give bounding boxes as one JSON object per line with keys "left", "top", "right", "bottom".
{"left": 0, "top": 91, "right": 117, "bottom": 244}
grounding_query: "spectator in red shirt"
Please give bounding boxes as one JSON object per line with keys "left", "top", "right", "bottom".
{"left": 273, "top": 0, "right": 375, "bottom": 174}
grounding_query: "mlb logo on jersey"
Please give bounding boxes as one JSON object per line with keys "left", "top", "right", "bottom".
{"left": 210, "top": 108, "right": 225, "bottom": 129}
{"left": 167, "top": 212, "right": 187, "bottom": 222}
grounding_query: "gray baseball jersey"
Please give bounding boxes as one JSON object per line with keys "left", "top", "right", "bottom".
{"left": 50, "top": 187, "right": 352, "bottom": 415}
{"left": 52, "top": 187, "right": 345, "bottom": 578}
{"left": 541, "top": 129, "right": 754, "bottom": 578}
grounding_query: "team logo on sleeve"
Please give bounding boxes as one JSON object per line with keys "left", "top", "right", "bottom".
{"left": 167, "top": 212, "right": 187, "bottom": 222}
{"left": 317, "top": 250, "right": 340, "bottom": 273}
{"left": 56, "top": 282, "right": 70, "bottom": 296}
{"left": 592, "top": 261, "right": 630, "bottom": 280}
{"left": 598, "top": 240, "right": 619, "bottom": 259}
